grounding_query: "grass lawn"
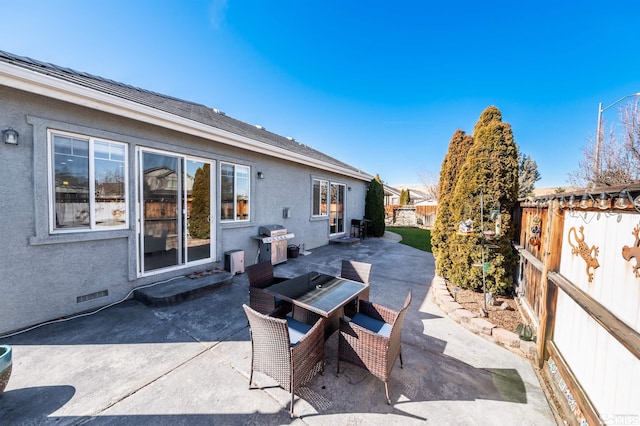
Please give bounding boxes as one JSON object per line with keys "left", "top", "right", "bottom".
{"left": 387, "top": 227, "right": 432, "bottom": 252}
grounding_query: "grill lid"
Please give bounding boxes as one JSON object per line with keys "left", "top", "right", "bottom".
{"left": 259, "top": 224, "right": 286, "bottom": 236}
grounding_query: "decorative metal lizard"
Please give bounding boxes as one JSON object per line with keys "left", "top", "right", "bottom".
{"left": 622, "top": 224, "right": 640, "bottom": 278}
{"left": 567, "top": 226, "right": 600, "bottom": 282}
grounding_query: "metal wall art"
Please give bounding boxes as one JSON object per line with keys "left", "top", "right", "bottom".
{"left": 621, "top": 224, "right": 640, "bottom": 278}
{"left": 568, "top": 226, "right": 600, "bottom": 282}
{"left": 529, "top": 214, "right": 542, "bottom": 247}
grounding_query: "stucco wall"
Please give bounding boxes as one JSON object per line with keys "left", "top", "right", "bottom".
{"left": 0, "top": 85, "right": 367, "bottom": 334}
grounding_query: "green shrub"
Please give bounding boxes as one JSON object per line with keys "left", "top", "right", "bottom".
{"left": 365, "top": 175, "right": 386, "bottom": 237}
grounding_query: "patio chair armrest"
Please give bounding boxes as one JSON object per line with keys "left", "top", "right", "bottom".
{"left": 293, "top": 317, "right": 324, "bottom": 352}
{"left": 338, "top": 317, "right": 392, "bottom": 377}
{"left": 291, "top": 316, "right": 325, "bottom": 388}
{"left": 249, "top": 287, "right": 277, "bottom": 315}
{"left": 359, "top": 284, "right": 370, "bottom": 302}
{"left": 358, "top": 300, "right": 398, "bottom": 324}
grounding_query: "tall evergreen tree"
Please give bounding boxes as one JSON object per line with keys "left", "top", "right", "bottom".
{"left": 432, "top": 130, "right": 474, "bottom": 278}
{"left": 518, "top": 154, "right": 541, "bottom": 198}
{"left": 365, "top": 174, "right": 386, "bottom": 237}
{"left": 447, "top": 106, "right": 519, "bottom": 294}
{"left": 399, "top": 188, "right": 409, "bottom": 205}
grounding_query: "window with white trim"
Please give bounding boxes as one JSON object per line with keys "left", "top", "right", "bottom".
{"left": 220, "top": 162, "right": 250, "bottom": 221}
{"left": 49, "top": 130, "right": 128, "bottom": 232}
{"left": 312, "top": 178, "right": 329, "bottom": 217}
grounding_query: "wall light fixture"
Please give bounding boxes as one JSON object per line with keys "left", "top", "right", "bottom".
{"left": 3, "top": 128, "right": 18, "bottom": 145}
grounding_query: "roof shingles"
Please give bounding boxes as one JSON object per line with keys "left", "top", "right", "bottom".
{"left": 0, "top": 50, "right": 364, "bottom": 176}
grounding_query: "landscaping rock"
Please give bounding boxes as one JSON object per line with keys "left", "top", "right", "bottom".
{"left": 470, "top": 317, "right": 496, "bottom": 335}
{"left": 437, "top": 293, "right": 455, "bottom": 305}
{"left": 493, "top": 328, "right": 521, "bottom": 348}
{"left": 441, "top": 301, "right": 463, "bottom": 313}
{"left": 520, "top": 340, "right": 538, "bottom": 359}
{"left": 450, "top": 308, "right": 478, "bottom": 324}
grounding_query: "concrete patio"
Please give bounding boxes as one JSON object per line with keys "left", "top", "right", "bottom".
{"left": 0, "top": 234, "right": 557, "bottom": 425}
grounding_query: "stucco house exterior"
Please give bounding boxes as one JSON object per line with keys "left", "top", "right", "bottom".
{"left": 0, "top": 50, "right": 372, "bottom": 335}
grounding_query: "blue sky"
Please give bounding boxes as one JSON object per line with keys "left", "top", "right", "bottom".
{"left": 3, "top": 1, "right": 640, "bottom": 189}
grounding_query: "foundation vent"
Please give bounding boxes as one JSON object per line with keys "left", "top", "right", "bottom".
{"left": 76, "top": 290, "right": 109, "bottom": 303}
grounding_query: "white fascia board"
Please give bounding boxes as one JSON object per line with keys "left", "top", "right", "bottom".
{"left": 0, "top": 62, "right": 372, "bottom": 182}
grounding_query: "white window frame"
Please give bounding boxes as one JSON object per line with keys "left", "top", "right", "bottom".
{"left": 220, "top": 162, "right": 251, "bottom": 222}
{"left": 48, "top": 129, "right": 129, "bottom": 233}
{"left": 312, "top": 178, "right": 329, "bottom": 217}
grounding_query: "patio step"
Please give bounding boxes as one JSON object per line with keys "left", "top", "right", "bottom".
{"left": 134, "top": 271, "right": 234, "bottom": 307}
{"left": 329, "top": 236, "right": 360, "bottom": 245}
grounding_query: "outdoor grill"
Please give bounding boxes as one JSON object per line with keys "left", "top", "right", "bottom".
{"left": 254, "top": 225, "right": 295, "bottom": 265}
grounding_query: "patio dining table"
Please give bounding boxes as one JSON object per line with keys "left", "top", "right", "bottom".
{"left": 264, "top": 271, "right": 367, "bottom": 339}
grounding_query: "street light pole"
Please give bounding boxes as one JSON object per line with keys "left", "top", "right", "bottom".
{"left": 594, "top": 92, "right": 640, "bottom": 179}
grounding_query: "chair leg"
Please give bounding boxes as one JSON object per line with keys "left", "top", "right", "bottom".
{"left": 248, "top": 347, "right": 255, "bottom": 388}
{"left": 248, "top": 365, "right": 255, "bottom": 389}
{"left": 385, "top": 382, "right": 391, "bottom": 405}
{"left": 248, "top": 331, "right": 254, "bottom": 388}
{"left": 399, "top": 349, "right": 403, "bottom": 368}
{"left": 290, "top": 390, "right": 295, "bottom": 418}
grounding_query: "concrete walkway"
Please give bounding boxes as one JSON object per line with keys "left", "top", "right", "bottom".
{"left": 0, "top": 235, "right": 556, "bottom": 425}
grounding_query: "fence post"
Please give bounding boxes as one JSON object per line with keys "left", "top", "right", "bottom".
{"left": 536, "top": 199, "right": 564, "bottom": 368}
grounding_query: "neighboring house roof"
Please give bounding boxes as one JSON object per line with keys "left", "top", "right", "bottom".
{"left": 0, "top": 50, "right": 372, "bottom": 181}
{"left": 383, "top": 184, "right": 401, "bottom": 197}
{"left": 384, "top": 184, "right": 434, "bottom": 205}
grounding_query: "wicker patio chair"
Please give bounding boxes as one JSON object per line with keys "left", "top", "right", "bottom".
{"left": 340, "top": 260, "right": 372, "bottom": 318}
{"left": 337, "top": 292, "right": 412, "bottom": 404}
{"left": 246, "top": 261, "right": 289, "bottom": 315}
{"left": 243, "top": 304, "right": 325, "bottom": 418}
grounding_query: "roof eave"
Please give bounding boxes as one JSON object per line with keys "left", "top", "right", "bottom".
{"left": 0, "top": 61, "right": 372, "bottom": 182}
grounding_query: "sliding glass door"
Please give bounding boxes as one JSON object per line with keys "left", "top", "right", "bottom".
{"left": 138, "top": 149, "right": 214, "bottom": 275}
{"left": 330, "top": 183, "right": 345, "bottom": 235}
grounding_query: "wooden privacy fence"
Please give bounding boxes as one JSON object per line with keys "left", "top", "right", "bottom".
{"left": 514, "top": 190, "right": 640, "bottom": 425}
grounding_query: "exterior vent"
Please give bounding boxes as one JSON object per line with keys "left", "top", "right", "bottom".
{"left": 255, "top": 125, "right": 264, "bottom": 130}
{"left": 213, "top": 108, "right": 225, "bottom": 115}
{"left": 76, "top": 290, "right": 109, "bottom": 303}
{"left": 286, "top": 136, "right": 294, "bottom": 141}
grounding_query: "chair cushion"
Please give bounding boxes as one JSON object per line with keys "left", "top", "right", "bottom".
{"left": 350, "top": 313, "right": 392, "bottom": 337}
{"left": 285, "top": 317, "right": 313, "bottom": 346}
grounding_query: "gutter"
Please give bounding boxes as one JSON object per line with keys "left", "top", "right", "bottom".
{"left": 0, "top": 61, "right": 372, "bottom": 182}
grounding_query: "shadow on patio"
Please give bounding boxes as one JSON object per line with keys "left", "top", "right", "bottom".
{"left": 0, "top": 237, "right": 553, "bottom": 425}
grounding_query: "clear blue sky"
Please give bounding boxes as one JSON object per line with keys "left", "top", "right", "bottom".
{"left": 3, "top": 1, "right": 640, "bottom": 189}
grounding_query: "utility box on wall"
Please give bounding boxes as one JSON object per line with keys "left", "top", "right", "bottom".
{"left": 224, "top": 250, "right": 244, "bottom": 275}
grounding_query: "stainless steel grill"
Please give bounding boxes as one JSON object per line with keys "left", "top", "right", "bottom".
{"left": 255, "top": 225, "right": 295, "bottom": 265}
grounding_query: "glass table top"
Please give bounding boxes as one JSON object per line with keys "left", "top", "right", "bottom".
{"left": 266, "top": 271, "right": 366, "bottom": 316}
